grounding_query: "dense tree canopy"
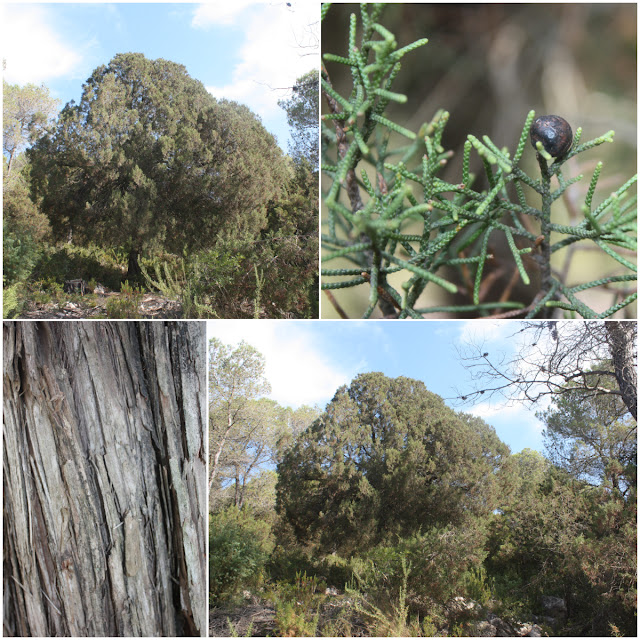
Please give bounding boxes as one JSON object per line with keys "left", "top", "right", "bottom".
{"left": 28, "top": 53, "right": 290, "bottom": 275}
{"left": 276, "top": 372, "right": 510, "bottom": 555}
{"left": 487, "top": 448, "right": 636, "bottom": 635}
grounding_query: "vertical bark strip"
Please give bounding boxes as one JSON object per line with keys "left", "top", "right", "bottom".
{"left": 3, "top": 321, "right": 207, "bottom": 636}
{"left": 605, "top": 321, "right": 637, "bottom": 421}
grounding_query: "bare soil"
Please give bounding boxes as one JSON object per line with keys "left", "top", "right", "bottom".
{"left": 18, "top": 292, "right": 183, "bottom": 319}
{"left": 209, "top": 594, "right": 371, "bottom": 638}
{"left": 209, "top": 603, "right": 277, "bottom": 637}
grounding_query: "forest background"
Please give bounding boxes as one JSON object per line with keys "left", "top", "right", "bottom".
{"left": 208, "top": 320, "right": 637, "bottom": 637}
{"left": 3, "top": 2, "right": 319, "bottom": 319}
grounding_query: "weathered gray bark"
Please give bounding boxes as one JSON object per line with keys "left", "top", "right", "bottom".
{"left": 3, "top": 321, "right": 207, "bottom": 636}
{"left": 605, "top": 321, "right": 637, "bottom": 421}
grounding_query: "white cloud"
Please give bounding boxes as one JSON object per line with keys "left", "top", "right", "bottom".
{"left": 456, "top": 321, "right": 566, "bottom": 399}
{"left": 3, "top": 5, "right": 83, "bottom": 85}
{"left": 469, "top": 401, "right": 542, "bottom": 428}
{"left": 457, "top": 320, "right": 514, "bottom": 346}
{"left": 468, "top": 400, "right": 546, "bottom": 454}
{"left": 207, "top": 321, "right": 353, "bottom": 409}
{"left": 193, "top": 1, "right": 318, "bottom": 118}
{"left": 192, "top": 0, "right": 258, "bottom": 27}
{"left": 452, "top": 320, "right": 556, "bottom": 423}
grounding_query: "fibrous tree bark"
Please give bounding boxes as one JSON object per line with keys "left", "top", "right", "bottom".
{"left": 3, "top": 321, "right": 207, "bottom": 637}
{"left": 605, "top": 321, "right": 637, "bottom": 421}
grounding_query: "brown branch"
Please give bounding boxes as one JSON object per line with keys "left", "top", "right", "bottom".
{"left": 323, "top": 290, "right": 349, "bottom": 318}
{"left": 321, "top": 65, "right": 363, "bottom": 213}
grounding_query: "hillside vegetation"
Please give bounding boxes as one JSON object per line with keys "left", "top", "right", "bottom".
{"left": 4, "top": 55, "right": 318, "bottom": 318}
{"left": 209, "top": 338, "right": 637, "bottom": 637}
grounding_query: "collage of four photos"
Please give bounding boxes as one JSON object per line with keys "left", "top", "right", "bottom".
{"left": 2, "top": 1, "right": 637, "bottom": 638}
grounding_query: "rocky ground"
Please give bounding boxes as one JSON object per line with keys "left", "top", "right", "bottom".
{"left": 209, "top": 591, "right": 566, "bottom": 637}
{"left": 447, "top": 596, "right": 549, "bottom": 637}
{"left": 209, "top": 602, "right": 278, "bottom": 637}
{"left": 18, "top": 292, "right": 183, "bottom": 319}
{"left": 209, "top": 589, "right": 372, "bottom": 637}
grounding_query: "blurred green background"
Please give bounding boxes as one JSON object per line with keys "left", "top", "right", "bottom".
{"left": 321, "top": 3, "right": 637, "bottom": 318}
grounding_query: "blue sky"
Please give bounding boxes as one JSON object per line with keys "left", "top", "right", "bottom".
{"left": 208, "top": 320, "right": 552, "bottom": 456}
{"left": 2, "top": 1, "right": 318, "bottom": 153}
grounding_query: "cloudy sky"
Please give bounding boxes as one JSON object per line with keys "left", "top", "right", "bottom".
{"left": 207, "top": 320, "right": 560, "bottom": 455}
{"left": 2, "top": 1, "right": 318, "bottom": 152}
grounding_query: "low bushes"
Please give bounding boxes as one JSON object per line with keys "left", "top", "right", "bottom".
{"left": 209, "top": 507, "right": 274, "bottom": 604}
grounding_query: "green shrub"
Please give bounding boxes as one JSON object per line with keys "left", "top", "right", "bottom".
{"left": 349, "top": 524, "right": 487, "bottom": 615}
{"left": 30, "top": 277, "right": 63, "bottom": 293}
{"left": 347, "top": 557, "right": 442, "bottom": 636}
{"left": 141, "top": 248, "right": 246, "bottom": 318}
{"left": 274, "top": 600, "right": 319, "bottom": 637}
{"left": 188, "top": 246, "right": 245, "bottom": 305}
{"left": 272, "top": 572, "right": 326, "bottom": 609}
{"left": 3, "top": 281, "right": 23, "bottom": 319}
{"left": 316, "top": 554, "right": 355, "bottom": 590}
{"left": 209, "top": 507, "right": 274, "bottom": 604}
{"left": 349, "top": 557, "right": 412, "bottom": 636}
{"left": 3, "top": 220, "right": 40, "bottom": 286}
{"left": 350, "top": 544, "right": 406, "bottom": 607}
{"left": 267, "top": 572, "right": 325, "bottom": 637}
{"left": 267, "top": 543, "right": 356, "bottom": 590}
{"left": 105, "top": 281, "right": 143, "bottom": 318}
{"left": 267, "top": 546, "right": 319, "bottom": 585}
{"left": 32, "top": 243, "right": 126, "bottom": 290}
{"left": 486, "top": 569, "right": 532, "bottom": 621}
{"left": 22, "top": 278, "right": 65, "bottom": 306}
{"left": 462, "top": 566, "right": 493, "bottom": 606}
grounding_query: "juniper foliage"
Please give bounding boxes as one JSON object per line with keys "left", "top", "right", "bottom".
{"left": 28, "top": 53, "right": 288, "bottom": 277}
{"left": 321, "top": 3, "right": 637, "bottom": 319}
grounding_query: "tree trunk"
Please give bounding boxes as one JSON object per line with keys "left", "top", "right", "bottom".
{"left": 605, "top": 321, "right": 637, "bottom": 420}
{"left": 7, "top": 148, "right": 15, "bottom": 176}
{"left": 3, "top": 321, "right": 207, "bottom": 636}
{"left": 127, "top": 246, "right": 142, "bottom": 281}
{"left": 209, "top": 410, "right": 233, "bottom": 490}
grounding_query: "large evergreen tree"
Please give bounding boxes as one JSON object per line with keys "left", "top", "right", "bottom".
{"left": 276, "top": 372, "right": 509, "bottom": 555}
{"left": 28, "top": 53, "right": 289, "bottom": 276}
